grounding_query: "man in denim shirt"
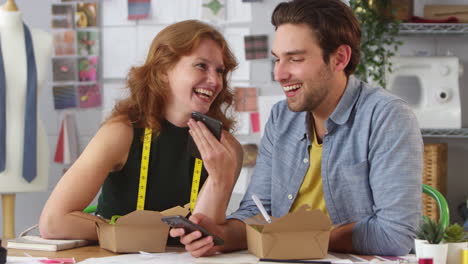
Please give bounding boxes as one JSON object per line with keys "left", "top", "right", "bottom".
{"left": 172, "top": 0, "right": 423, "bottom": 256}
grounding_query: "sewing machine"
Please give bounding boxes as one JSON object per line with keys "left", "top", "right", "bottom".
{"left": 386, "top": 56, "right": 463, "bottom": 129}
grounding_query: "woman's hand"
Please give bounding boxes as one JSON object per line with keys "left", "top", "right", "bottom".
{"left": 169, "top": 214, "right": 222, "bottom": 257}
{"left": 169, "top": 214, "right": 248, "bottom": 258}
{"left": 188, "top": 119, "right": 242, "bottom": 186}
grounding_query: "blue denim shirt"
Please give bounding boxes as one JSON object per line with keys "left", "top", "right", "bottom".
{"left": 229, "top": 76, "right": 423, "bottom": 256}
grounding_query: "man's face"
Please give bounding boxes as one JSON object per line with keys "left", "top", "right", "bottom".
{"left": 272, "top": 23, "right": 333, "bottom": 112}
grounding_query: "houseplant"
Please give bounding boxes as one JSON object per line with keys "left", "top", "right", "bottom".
{"left": 349, "top": 0, "right": 403, "bottom": 88}
{"left": 416, "top": 217, "right": 448, "bottom": 264}
{"left": 443, "top": 223, "right": 468, "bottom": 264}
{"left": 415, "top": 217, "right": 429, "bottom": 259}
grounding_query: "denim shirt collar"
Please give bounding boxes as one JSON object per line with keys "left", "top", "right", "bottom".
{"left": 326, "top": 75, "right": 362, "bottom": 133}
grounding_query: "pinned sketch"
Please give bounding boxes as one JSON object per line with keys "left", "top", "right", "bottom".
{"left": 128, "top": 0, "right": 151, "bottom": 20}
{"left": 76, "top": 2, "right": 98, "bottom": 28}
{"left": 52, "top": 4, "right": 74, "bottom": 28}
{"left": 102, "top": 0, "right": 136, "bottom": 26}
{"left": 77, "top": 30, "right": 99, "bottom": 56}
{"left": 226, "top": 0, "right": 252, "bottom": 22}
{"left": 234, "top": 112, "right": 251, "bottom": 135}
{"left": 202, "top": 0, "right": 225, "bottom": 21}
{"left": 244, "top": 35, "right": 268, "bottom": 60}
{"left": 102, "top": 82, "right": 129, "bottom": 121}
{"left": 140, "top": 0, "right": 201, "bottom": 24}
{"left": 136, "top": 25, "right": 165, "bottom": 65}
{"left": 53, "top": 58, "right": 77, "bottom": 82}
{"left": 78, "top": 57, "right": 98, "bottom": 82}
{"left": 53, "top": 86, "right": 77, "bottom": 110}
{"left": 102, "top": 27, "right": 137, "bottom": 79}
{"left": 224, "top": 27, "right": 250, "bottom": 81}
{"left": 53, "top": 30, "right": 75, "bottom": 56}
{"left": 78, "top": 84, "right": 102, "bottom": 108}
{"left": 258, "top": 95, "right": 285, "bottom": 135}
{"left": 235, "top": 87, "right": 258, "bottom": 112}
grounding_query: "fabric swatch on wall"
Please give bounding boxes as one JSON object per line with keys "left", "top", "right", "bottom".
{"left": 77, "top": 30, "right": 99, "bottom": 56}
{"left": 244, "top": 35, "right": 268, "bottom": 60}
{"left": 78, "top": 84, "right": 101, "bottom": 108}
{"left": 250, "top": 112, "right": 260, "bottom": 133}
{"left": 234, "top": 87, "right": 258, "bottom": 112}
{"left": 53, "top": 30, "right": 76, "bottom": 56}
{"left": 52, "top": 4, "right": 74, "bottom": 28}
{"left": 128, "top": 0, "right": 151, "bottom": 20}
{"left": 78, "top": 56, "right": 98, "bottom": 82}
{"left": 76, "top": 2, "right": 98, "bottom": 28}
{"left": 52, "top": 58, "right": 77, "bottom": 82}
{"left": 53, "top": 86, "right": 77, "bottom": 110}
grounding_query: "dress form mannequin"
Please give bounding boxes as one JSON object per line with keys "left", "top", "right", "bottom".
{"left": 0, "top": 1, "right": 52, "bottom": 239}
{"left": 2, "top": 0, "right": 17, "bottom": 12}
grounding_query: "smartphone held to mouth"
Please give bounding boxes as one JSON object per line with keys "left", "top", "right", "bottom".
{"left": 187, "top": 111, "right": 223, "bottom": 159}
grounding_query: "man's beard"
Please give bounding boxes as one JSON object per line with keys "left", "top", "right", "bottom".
{"left": 286, "top": 64, "right": 332, "bottom": 113}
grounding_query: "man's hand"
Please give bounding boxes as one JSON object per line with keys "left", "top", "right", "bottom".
{"left": 169, "top": 214, "right": 223, "bottom": 257}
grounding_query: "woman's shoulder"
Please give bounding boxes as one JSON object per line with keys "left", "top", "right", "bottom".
{"left": 96, "top": 118, "right": 135, "bottom": 147}
{"left": 89, "top": 118, "right": 136, "bottom": 171}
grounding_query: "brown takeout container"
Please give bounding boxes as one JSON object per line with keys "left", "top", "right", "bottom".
{"left": 244, "top": 207, "right": 331, "bottom": 259}
{"left": 94, "top": 205, "right": 189, "bottom": 253}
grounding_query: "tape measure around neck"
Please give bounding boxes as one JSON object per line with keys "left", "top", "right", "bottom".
{"left": 136, "top": 127, "right": 203, "bottom": 212}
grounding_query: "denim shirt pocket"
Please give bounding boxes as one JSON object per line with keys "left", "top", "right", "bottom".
{"left": 338, "top": 160, "right": 373, "bottom": 216}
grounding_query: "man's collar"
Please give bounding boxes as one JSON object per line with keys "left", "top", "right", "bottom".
{"left": 328, "top": 75, "right": 362, "bottom": 125}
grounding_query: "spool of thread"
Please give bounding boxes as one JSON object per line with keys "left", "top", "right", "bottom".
{"left": 462, "top": 248, "right": 468, "bottom": 264}
{"left": 418, "top": 258, "right": 433, "bottom": 264}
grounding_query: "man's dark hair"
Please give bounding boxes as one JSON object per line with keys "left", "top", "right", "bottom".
{"left": 271, "top": 0, "right": 361, "bottom": 77}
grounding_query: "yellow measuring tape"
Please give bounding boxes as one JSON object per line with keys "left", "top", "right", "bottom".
{"left": 136, "top": 128, "right": 203, "bottom": 212}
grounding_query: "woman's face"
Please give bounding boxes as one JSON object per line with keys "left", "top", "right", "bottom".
{"left": 165, "top": 38, "right": 225, "bottom": 120}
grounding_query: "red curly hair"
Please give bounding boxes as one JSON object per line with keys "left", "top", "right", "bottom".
{"left": 108, "top": 20, "right": 238, "bottom": 133}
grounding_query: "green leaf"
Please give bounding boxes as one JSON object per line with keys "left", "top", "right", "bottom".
{"left": 351, "top": 0, "right": 403, "bottom": 88}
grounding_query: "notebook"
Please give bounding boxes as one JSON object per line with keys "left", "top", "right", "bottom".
{"left": 7, "top": 235, "right": 88, "bottom": 251}
{"left": 6, "top": 224, "right": 88, "bottom": 251}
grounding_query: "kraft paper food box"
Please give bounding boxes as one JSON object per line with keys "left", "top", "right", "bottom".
{"left": 244, "top": 207, "right": 331, "bottom": 259}
{"left": 92, "top": 205, "right": 189, "bottom": 253}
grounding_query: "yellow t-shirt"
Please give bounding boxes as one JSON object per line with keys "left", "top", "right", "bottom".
{"left": 289, "top": 129, "right": 329, "bottom": 217}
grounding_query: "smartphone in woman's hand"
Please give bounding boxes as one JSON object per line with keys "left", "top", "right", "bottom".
{"left": 161, "top": 215, "right": 224, "bottom": 245}
{"left": 187, "top": 112, "right": 223, "bottom": 159}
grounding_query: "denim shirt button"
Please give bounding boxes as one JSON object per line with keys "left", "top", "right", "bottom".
{"left": 303, "top": 158, "right": 308, "bottom": 163}
{"left": 288, "top": 194, "right": 293, "bottom": 200}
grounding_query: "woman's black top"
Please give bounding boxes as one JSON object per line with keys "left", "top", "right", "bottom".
{"left": 96, "top": 120, "right": 208, "bottom": 219}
